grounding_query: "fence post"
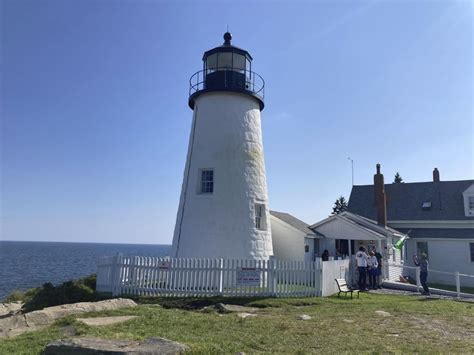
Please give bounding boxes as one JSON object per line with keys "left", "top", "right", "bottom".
{"left": 455, "top": 272, "right": 460, "bottom": 298}
{"left": 315, "top": 258, "right": 322, "bottom": 297}
{"left": 112, "top": 253, "right": 123, "bottom": 297}
{"left": 110, "top": 254, "right": 117, "bottom": 296}
{"left": 269, "top": 256, "right": 277, "bottom": 297}
{"left": 218, "top": 258, "right": 224, "bottom": 296}
{"left": 416, "top": 267, "right": 421, "bottom": 293}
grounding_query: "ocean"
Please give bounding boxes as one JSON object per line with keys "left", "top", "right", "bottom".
{"left": 0, "top": 241, "right": 171, "bottom": 302}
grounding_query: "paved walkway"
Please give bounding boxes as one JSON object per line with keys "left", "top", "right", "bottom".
{"left": 367, "top": 287, "right": 474, "bottom": 302}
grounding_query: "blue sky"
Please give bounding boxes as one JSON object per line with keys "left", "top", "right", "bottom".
{"left": 1, "top": 0, "right": 472, "bottom": 244}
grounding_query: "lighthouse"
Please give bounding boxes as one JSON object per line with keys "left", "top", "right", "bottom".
{"left": 171, "top": 32, "right": 273, "bottom": 260}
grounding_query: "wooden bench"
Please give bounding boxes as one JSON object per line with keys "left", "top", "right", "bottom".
{"left": 335, "top": 278, "right": 359, "bottom": 299}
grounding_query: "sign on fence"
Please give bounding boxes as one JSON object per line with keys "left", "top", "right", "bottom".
{"left": 158, "top": 261, "right": 171, "bottom": 270}
{"left": 236, "top": 267, "right": 260, "bottom": 286}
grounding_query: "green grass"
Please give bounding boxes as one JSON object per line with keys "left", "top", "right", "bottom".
{"left": 1, "top": 293, "right": 473, "bottom": 354}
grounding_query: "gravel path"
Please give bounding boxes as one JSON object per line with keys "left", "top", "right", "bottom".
{"left": 367, "top": 287, "right": 474, "bottom": 302}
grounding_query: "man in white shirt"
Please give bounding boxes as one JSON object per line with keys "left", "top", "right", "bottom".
{"left": 356, "top": 246, "right": 368, "bottom": 290}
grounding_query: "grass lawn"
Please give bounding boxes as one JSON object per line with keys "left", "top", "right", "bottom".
{"left": 1, "top": 293, "right": 473, "bottom": 354}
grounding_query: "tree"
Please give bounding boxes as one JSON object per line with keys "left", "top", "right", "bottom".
{"left": 394, "top": 172, "right": 404, "bottom": 183}
{"left": 331, "top": 196, "right": 348, "bottom": 215}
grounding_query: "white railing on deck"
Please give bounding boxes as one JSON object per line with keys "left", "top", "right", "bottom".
{"left": 97, "top": 254, "right": 323, "bottom": 298}
{"left": 386, "top": 263, "right": 474, "bottom": 298}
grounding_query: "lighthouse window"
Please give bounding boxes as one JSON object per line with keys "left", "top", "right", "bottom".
{"left": 217, "top": 52, "right": 232, "bottom": 70}
{"left": 233, "top": 53, "right": 246, "bottom": 71}
{"left": 206, "top": 54, "right": 218, "bottom": 71}
{"left": 199, "top": 169, "right": 214, "bottom": 194}
{"left": 255, "top": 203, "right": 267, "bottom": 230}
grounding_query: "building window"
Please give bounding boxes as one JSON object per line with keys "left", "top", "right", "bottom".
{"left": 305, "top": 245, "right": 310, "bottom": 253}
{"left": 463, "top": 188, "right": 474, "bottom": 216}
{"left": 416, "top": 242, "right": 429, "bottom": 259}
{"left": 421, "top": 201, "right": 431, "bottom": 210}
{"left": 469, "top": 197, "right": 474, "bottom": 211}
{"left": 255, "top": 203, "right": 266, "bottom": 230}
{"left": 470, "top": 243, "right": 474, "bottom": 262}
{"left": 199, "top": 169, "right": 214, "bottom": 194}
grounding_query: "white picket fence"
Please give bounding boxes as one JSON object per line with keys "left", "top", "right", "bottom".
{"left": 97, "top": 254, "right": 324, "bottom": 298}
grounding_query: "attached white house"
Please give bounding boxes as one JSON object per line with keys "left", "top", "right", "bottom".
{"left": 270, "top": 211, "right": 320, "bottom": 262}
{"left": 309, "top": 211, "right": 405, "bottom": 266}
{"left": 270, "top": 209, "right": 405, "bottom": 271}
{"left": 348, "top": 167, "right": 474, "bottom": 287}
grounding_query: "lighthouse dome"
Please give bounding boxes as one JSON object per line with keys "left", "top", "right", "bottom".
{"left": 189, "top": 33, "right": 264, "bottom": 110}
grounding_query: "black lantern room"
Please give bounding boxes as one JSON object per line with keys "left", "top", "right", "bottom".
{"left": 189, "top": 32, "right": 265, "bottom": 110}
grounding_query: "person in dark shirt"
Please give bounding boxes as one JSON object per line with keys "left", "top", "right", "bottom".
{"left": 374, "top": 249, "right": 383, "bottom": 289}
{"left": 413, "top": 253, "right": 430, "bottom": 295}
{"left": 322, "top": 250, "right": 329, "bottom": 261}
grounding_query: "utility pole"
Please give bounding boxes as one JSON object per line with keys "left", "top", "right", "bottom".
{"left": 348, "top": 157, "right": 354, "bottom": 186}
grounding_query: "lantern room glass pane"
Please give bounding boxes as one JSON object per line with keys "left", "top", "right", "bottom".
{"left": 217, "top": 52, "right": 232, "bottom": 70}
{"left": 232, "top": 53, "right": 246, "bottom": 71}
{"left": 206, "top": 54, "right": 218, "bottom": 71}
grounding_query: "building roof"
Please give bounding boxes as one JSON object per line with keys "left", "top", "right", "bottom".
{"left": 310, "top": 211, "right": 406, "bottom": 240}
{"left": 395, "top": 228, "right": 474, "bottom": 239}
{"left": 270, "top": 210, "right": 318, "bottom": 236}
{"left": 348, "top": 180, "right": 474, "bottom": 221}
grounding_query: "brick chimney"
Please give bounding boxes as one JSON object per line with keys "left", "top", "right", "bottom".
{"left": 374, "top": 163, "right": 387, "bottom": 226}
{"left": 433, "top": 168, "right": 440, "bottom": 182}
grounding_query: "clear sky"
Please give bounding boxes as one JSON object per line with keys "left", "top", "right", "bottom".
{"left": 1, "top": 0, "right": 473, "bottom": 244}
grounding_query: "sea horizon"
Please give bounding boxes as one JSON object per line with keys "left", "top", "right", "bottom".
{"left": 1, "top": 240, "right": 172, "bottom": 246}
{"left": 0, "top": 241, "right": 172, "bottom": 301}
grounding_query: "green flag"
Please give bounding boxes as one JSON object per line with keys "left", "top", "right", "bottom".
{"left": 394, "top": 235, "right": 408, "bottom": 250}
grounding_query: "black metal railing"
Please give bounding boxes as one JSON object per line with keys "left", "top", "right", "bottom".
{"left": 189, "top": 69, "right": 265, "bottom": 100}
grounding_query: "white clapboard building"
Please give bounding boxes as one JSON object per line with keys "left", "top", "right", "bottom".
{"left": 348, "top": 166, "right": 474, "bottom": 286}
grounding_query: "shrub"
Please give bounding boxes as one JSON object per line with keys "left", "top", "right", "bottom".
{"left": 80, "top": 274, "right": 97, "bottom": 291}
{"left": 4, "top": 290, "right": 27, "bottom": 303}
{"left": 4, "top": 287, "right": 41, "bottom": 304}
{"left": 19, "top": 274, "right": 104, "bottom": 312}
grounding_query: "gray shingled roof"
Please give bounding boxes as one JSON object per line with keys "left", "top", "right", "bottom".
{"left": 348, "top": 180, "right": 474, "bottom": 221}
{"left": 270, "top": 210, "right": 317, "bottom": 236}
{"left": 396, "top": 228, "right": 474, "bottom": 239}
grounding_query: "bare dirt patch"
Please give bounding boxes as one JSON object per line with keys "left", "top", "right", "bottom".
{"left": 408, "top": 315, "right": 474, "bottom": 341}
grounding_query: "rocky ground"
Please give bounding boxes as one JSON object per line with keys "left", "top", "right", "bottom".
{"left": 0, "top": 298, "right": 137, "bottom": 338}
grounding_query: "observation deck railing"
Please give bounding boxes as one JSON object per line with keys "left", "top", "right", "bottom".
{"left": 189, "top": 68, "right": 265, "bottom": 101}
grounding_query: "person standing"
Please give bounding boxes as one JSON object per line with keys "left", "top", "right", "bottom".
{"left": 367, "top": 251, "right": 379, "bottom": 290}
{"left": 356, "top": 246, "right": 368, "bottom": 291}
{"left": 322, "top": 250, "right": 329, "bottom": 261}
{"left": 413, "top": 253, "right": 430, "bottom": 295}
{"left": 374, "top": 248, "right": 383, "bottom": 289}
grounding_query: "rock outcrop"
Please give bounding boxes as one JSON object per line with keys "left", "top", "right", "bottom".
{"left": 215, "top": 303, "right": 259, "bottom": 314}
{"left": 44, "top": 337, "right": 188, "bottom": 354}
{"left": 0, "top": 302, "right": 23, "bottom": 318}
{"left": 76, "top": 316, "right": 138, "bottom": 326}
{"left": 0, "top": 298, "right": 137, "bottom": 338}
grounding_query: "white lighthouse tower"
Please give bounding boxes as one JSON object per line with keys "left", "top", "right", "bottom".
{"left": 171, "top": 32, "right": 273, "bottom": 260}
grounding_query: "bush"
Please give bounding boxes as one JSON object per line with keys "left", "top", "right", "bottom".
{"left": 80, "top": 274, "right": 97, "bottom": 291}
{"left": 4, "top": 287, "right": 41, "bottom": 304}
{"left": 4, "top": 290, "right": 26, "bottom": 303}
{"left": 10, "top": 274, "right": 105, "bottom": 313}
